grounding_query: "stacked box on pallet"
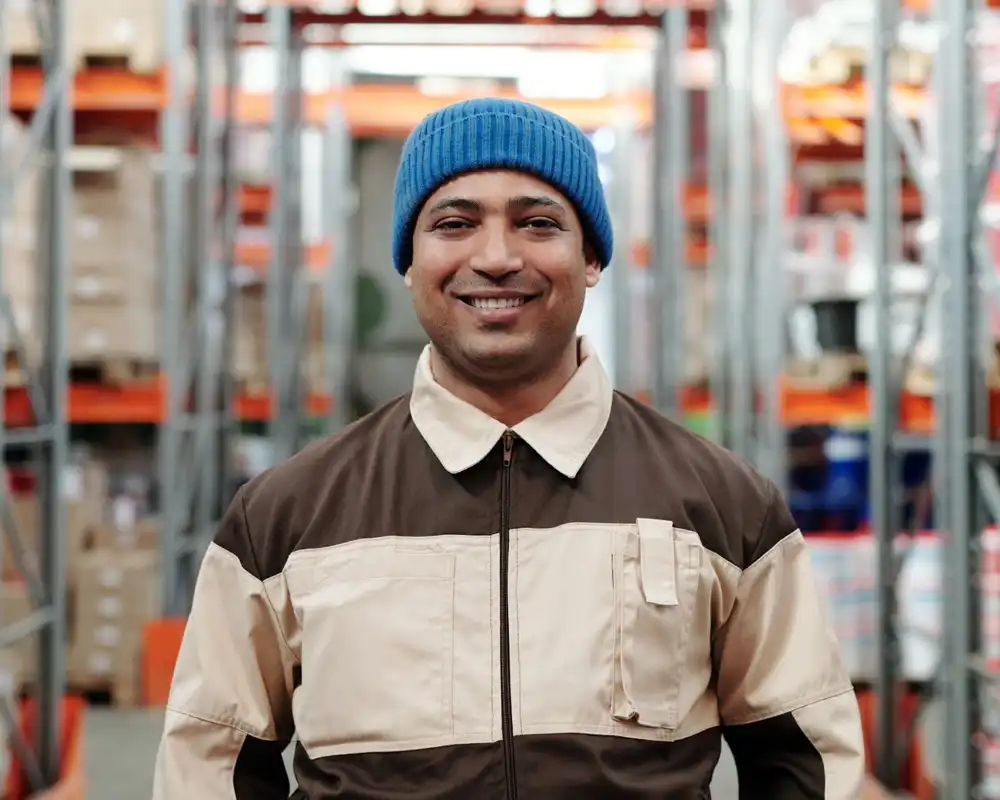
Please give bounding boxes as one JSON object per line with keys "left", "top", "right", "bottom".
{"left": 233, "top": 282, "right": 327, "bottom": 395}
{"left": 7, "top": 0, "right": 162, "bottom": 71}
{"left": 67, "top": 542, "right": 161, "bottom": 706}
{"left": 0, "top": 452, "right": 163, "bottom": 700}
{"left": 0, "top": 115, "right": 40, "bottom": 370}
{"left": 0, "top": 458, "right": 108, "bottom": 687}
{"left": 70, "top": 0, "right": 162, "bottom": 72}
{"left": 4, "top": 0, "right": 49, "bottom": 58}
{"left": 68, "top": 147, "right": 159, "bottom": 367}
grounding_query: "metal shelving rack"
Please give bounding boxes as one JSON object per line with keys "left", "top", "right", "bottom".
{"left": 649, "top": 5, "right": 689, "bottom": 419}
{"left": 265, "top": 5, "right": 306, "bottom": 463}
{"left": 933, "top": 0, "right": 1000, "bottom": 793}
{"left": 158, "top": 0, "right": 241, "bottom": 617}
{"left": 0, "top": 0, "right": 71, "bottom": 789}
{"left": 864, "top": 0, "right": 1000, "bottom": 792}
{"left": 701, "top": 1, "right": 787, "bottom": 488}
{"left": 321, "top": 50, "right": 356, "bottom": 436}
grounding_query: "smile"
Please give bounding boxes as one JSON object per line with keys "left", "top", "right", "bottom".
{"left": 469, "top": 297, "right": 525, "bottom": 310}
{"left": 460, "top": 295, "right": 540, "bottom": 309}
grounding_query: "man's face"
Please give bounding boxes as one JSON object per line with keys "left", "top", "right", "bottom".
{"left": 405, "top": 170, "right": 601, "bottom": 386}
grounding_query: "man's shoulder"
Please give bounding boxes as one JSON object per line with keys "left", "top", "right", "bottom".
{"left": 610, "top": 392, "right": 786, "bottom": 566}
{"left": 241, "top": 394, "right": 413, "bottom": 506}
{"left": 611, "top": 391, "right": 772, "bottom": 496}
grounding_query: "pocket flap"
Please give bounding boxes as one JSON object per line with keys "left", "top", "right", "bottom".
{"left": 636, "top": 518, "right": 678, "bottom": 607}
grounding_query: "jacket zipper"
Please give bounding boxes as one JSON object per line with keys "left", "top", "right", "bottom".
{"left": 500, "top": 429, "right": 518, "bottom": 800}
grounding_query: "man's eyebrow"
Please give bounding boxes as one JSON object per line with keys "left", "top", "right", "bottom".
{"left": 427, "top": 197, "right": 481, "bottom": 214}
{"left": 507, "top": 195, "right": 563, "bottom": 212}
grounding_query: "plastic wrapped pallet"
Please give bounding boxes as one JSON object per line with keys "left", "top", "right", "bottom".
{"left": 68, "top": 147, "right": 159, "bottom": 364}
{"left": 232, "top": 281, "right": 327, "bottom": 394}
{"left": 0, "top": 114, "right": 40, "bottom": 364}
{"left": 69, "top": 0, "right": 162, "bottom": 72}
{"left": 68, "top": 549, "right": 161, "bottom": 705}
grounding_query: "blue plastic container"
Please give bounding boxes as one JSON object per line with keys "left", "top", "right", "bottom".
{"left": 823, "top": 427, "right": 869, "bottom": 532}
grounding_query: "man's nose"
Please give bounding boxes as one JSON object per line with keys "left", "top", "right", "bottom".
{"left": 468, "top": 224, "right": 523, "bottom": 276}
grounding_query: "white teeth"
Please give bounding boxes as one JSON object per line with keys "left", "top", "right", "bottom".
{"left": 470, "top": 297, "right": 526, "bottom": 310}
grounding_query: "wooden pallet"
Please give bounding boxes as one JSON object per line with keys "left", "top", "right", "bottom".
{"left": 8, "top": 48, "right": 159, "bottom": 75}
{"left": 76, "top": 49, "right": 158, "bottom": 74}
{"left": 18, "top": 673, "right": 139, "bottom": 708}
{"left": 2, "top": 350, "right": 28, "bottom": 389}
{"left": 69, "top": 359, "right": 158, "bottom": 386}
{"left": 237, "top": 376, "right": 269, "bottom": 396}
{"left": 784, "top": 353, "right": 868, "bottom": 391}
{"left": 73, "top": 678, "right": 139, "bottom": 709}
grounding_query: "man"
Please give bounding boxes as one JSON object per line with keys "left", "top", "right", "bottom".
{"left": 153, "top": 97, "right": 865, "bottom": 799}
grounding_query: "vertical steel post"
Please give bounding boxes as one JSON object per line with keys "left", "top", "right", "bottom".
{"left": 158, "top": 0, "right": 192, "bottom": 615}
{"left": 651, "top": 7, "right": 688, "bottom": 418}
{"left": 35, "top": 0, "right": 71, "bottom": 778}
{"left": 323, "top": 53, "right": 356, "bottom": 434}
{"left": 866, "top": 0, "right": 899, "bottom": 786}
{"left": 707, "top": 7, "right": 729, "bottom": 446}
{"left": 939, "top": 0, "right": 980, "bottom": 793}
{"left": 725, "top": 0, "right": 755, "bottom": 459}
{"left": 217, "top": 0, "right": 240, "bottom": 507}
{"left": 267, "top": 6, "right": 305, "bottom": 462}
{"left": 608, "top": 118, "right": 635, "bottom": 393}
{"left": 192, "top": 0, "right": 218, "bottom": 563}
{"left": 753, "top": 0, "right": 788, "bottom": 489}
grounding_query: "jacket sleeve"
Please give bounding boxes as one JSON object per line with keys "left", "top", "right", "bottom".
{"left": 715, "top": 480, "right": 866, "bottom": 800}
{"left": 152, "top": 487, "right": 298, "bottom": 799}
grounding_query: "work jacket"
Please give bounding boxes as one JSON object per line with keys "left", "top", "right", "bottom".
{"left": 153, "top": 338, "right": 865, "bottom": 799}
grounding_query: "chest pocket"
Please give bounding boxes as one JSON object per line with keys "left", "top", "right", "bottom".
{"left": 611, "top": 518, "right": 703, "bottom": 731}
{"left": 288, "top": 545, "right": 456, "bottom": 755}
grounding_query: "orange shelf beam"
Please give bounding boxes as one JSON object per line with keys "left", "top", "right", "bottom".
{"left": 233, "top": 85, "right": 654, "bottom": 132}
{"left": 9, "top": 67, "right": 931, "bottom": 148}
{"left": 4, "top": 382, "right": 333, "bottom": 424}
{"left": 778, "top": 383, "right": 937, "bottom": 432}
{"left": 2, "top": 379, "right": 992, "bottom": 433}
{"left": 235, "top": 241, "right": 332, "bottom": 272}
{"left": 8, "top": 67, "right": 165, "bottom": 112}
{"left": 781, "top": 83, "right": 926, "bottom": 121}
{"left": 234, "top": 392, "right": 333, "bottom": 421}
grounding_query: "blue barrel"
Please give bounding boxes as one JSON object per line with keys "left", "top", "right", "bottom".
{"left": 823, "top": 427, "right": 869, "bottom": 532}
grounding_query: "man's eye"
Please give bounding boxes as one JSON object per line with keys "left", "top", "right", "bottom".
{"left": 435, "top": 219, "right": 472, "bottom": 230}
{"left": 524, "top": 218, "right": 559, "bottom": 229}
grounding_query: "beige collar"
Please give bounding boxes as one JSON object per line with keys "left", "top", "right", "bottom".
{"left": 410, "top": 337, "right": 614, "bottom": 478}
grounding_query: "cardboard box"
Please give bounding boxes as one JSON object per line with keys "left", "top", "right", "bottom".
{"left": 70, "top": 149, "right": 158, "bottom": 279}
{"left": 68, "top": 300, "right": 157, "bottom": 363}
{"left": 2, "top": 459, "right": 108, "bottom": 581}
{"left": 68, "top": 550, "right": 161, "bottom": 700}
{"left": 70, "top": 0, "right": 163, "bottom": 73}
{"left": 0, "top": 582, "right": 36, "bottom": 684}
{"left": 233, "top": 283, "right": 326, "bottom": 391}
{"left": 84, "top": 517, "right": 158, "bottom": 554}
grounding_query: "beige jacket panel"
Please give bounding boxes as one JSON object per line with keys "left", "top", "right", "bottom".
{"left": 152, "top": 505, "right": 297, "bottom": 798}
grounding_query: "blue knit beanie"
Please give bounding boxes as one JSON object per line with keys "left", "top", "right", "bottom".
{"left": 391, "top": 97, "right": 614, "bottom": 275}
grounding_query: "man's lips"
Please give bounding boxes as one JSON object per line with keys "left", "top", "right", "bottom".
{"left": 455, "top": 292, "right": 542, "bottom": 323}
{"left": 459, "top": 294, "right": 540, "bottom": 310}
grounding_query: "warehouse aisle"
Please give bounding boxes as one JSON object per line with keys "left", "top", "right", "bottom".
{"left": 84, "top": 708, "right": 741, "bottom": 797}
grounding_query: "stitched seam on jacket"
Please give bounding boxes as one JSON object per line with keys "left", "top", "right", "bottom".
{"left": 723, "top": 684, "right": 855, "bottom": 728}
{"left": 164, "top": 705, "right": 281, "bottom": 742}
{"left": 240, "top": 491, "right": 299, "bottom": 663}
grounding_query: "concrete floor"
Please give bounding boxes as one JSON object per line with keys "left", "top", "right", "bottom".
{"left": 84, "top": 708, "right": 740, "bottom": 798}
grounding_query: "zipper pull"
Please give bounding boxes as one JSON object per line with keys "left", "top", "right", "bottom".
{"left": 502, "top": 429, "right": 514, "bottom": 466}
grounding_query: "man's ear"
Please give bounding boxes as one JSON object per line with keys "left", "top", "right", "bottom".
{"left": 582, "top": 244, "right": 601, "bottom": 288}
{"left": 404, "top": 270, "right": 413, "bottom": 288}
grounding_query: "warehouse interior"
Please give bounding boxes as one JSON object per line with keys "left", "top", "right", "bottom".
{"left": 1, "top": 0, "right": 999, "bottom": 796}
